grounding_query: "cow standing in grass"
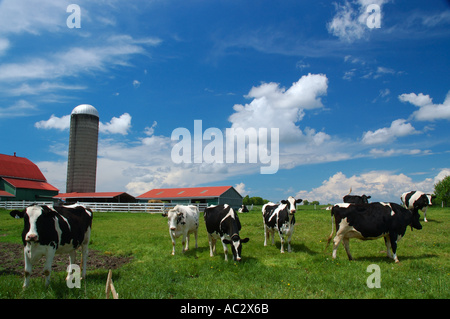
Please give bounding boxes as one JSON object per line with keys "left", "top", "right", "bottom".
{"left": 401, "top": 191, "right": 434, "bottom": 222}
{"left": 262, "top": 196, "right": 302, "bottom": 253}
{"left": 326, "top": 202, "right": 422, "bottom": 263}
{"left": 10, "top": 204, "right": 92, "bottom": 288}
{"left": 162, "top": 205, "right": 199, "bottom": 255}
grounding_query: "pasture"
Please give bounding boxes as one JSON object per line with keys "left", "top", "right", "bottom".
{"left": 0, "top": 205, "right": 449, "bottom": 299}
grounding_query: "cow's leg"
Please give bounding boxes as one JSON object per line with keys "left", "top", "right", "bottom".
{"left": 423, "top": 206, "right": 428, "bottom": 222}
{"left": 23, "top": 246, "right": 32, "bottom": 288}
{"left": 170, "top": 233, "right": 176, "bottom": 255}
{"left": 194, "top": 229, "right": 198, "bottom": 249}
{"left": 391, "top": 238, "right": 399, "bottom": 263}
{"left": 287, "top": 227, "right": 294, "bottom": 253}
{"left": 342, "top": 237, "right": 353, "bottom": 260}
{"left": 183, "top": 233, "right": 188, "bottom": 252}
{"left": 81, "top": 227, "right": 90, "bottom": 279}
{"left": 264, "top": 225, "right": 269, "bottom": 246}
{"left": 271, "top": 229, "right": 275, "bottom": 245}
{"left": 384, "top": 236, "right": 393, "bottom": 259}
{"left": 43, "top": 248, "right": 56, "bottom": 287}
{"left": 208, "top": 234, "right": 215, "bottom": 257}
{"left": 221, "top": 239, "right": 229, "bottom": 261}
{"left": 332, "top": 235, "right": 343, "bottom": 259}
{"left": 279, "top": 231, "right": 285, "bottom": 253}
{"left": 67, "top": 250, "right": 76, "bottom": 281}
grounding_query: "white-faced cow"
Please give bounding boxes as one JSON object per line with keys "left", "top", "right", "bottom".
{"left": 162, "top": 205, "right": 199, "bottom": 255}
{"left": 238, "top": 205, "right": 249, "bottom": 213}
{"left": 401, "top": 191, "right": 434, "bottom": 222}
{"left": 204, "top": 204, "right": 249, "bottom": 261}
{"left": 326, "top": 202, "right": 422, "bottom": 263}
{"left": 10, "top": 204, "right": 93, "bottom": 288}
{"left": 262, "top": 196, "right": 302, "bottom": 253}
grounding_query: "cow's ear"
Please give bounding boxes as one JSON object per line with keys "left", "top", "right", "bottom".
{"left": 222, "top": 239, "right": 231, "bottom": 244}
{"left": 367, "top": 196, "right": 372, "bottom": 199}
{"left": 10, "top": 210, "right": 24, "bottom": 219}
{"left": 241, "top": 237, "right": 250, "bottom": 243}
{"left": 281, "top": 200, "right": 288, "bottom": 204}
{"left": 295, "top": 199, "right": 303, "bottom": 204}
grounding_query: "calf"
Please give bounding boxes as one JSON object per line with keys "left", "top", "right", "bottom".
{"left": 204, "top": 204, "right": 249, "bottom": 261}
{"left": 326, "top": 202, "right": 422, "bottom": 263}
{"left": 401, "top": 191, "right": 434, "bottom": 222}
{"left": 10, "top": 204, "right": 93, "bottom": 288}
{"left": 162, "top": 205, "right": 199, "bottom": 255}
{"left": 262, "top": 196, "right": 302, "bottom": 253}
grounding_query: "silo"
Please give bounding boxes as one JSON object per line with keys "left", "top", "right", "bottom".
{"left": 66, "top": 104, "right": 99, "bottom": 193}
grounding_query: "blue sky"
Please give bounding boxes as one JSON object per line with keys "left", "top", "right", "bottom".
{"left": 1, "top": 0, "right": 450, "bottom": 203}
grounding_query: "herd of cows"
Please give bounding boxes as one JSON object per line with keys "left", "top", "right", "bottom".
{"left": 8, "top": 190, "right": 434, "bottom": 288}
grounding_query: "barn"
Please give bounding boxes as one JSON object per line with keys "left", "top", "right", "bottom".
{"left": 0, "top": 153, "right": 59, "bottom": 201}
{"left": 137, "top": 186, "right": 243, "bottom": 208}
{"left": 54, "top": 191, "right": 136, "bottom": 204}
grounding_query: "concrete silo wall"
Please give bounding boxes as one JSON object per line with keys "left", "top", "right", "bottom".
{"left": 66, "top": 113, "right": 99, "bottom": 193}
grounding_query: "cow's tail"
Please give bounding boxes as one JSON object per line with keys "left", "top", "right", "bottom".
{"left": 324, "top": 208, "right": 335, "bottom": 252}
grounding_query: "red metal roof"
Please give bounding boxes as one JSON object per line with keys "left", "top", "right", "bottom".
{"left": 3, "top": 178, "right": 59, "bottom": 192}
{"left": 55, "top": 192, "right": 130, "bottom": 199}
{"left": 137, "top": 186, "right": 234, "bottom": 199}
{"left": 0, "top": 154, "right": 46, "bottom": 181}
{"left": 0, "top": 190, "right": 14, "bottom": 197}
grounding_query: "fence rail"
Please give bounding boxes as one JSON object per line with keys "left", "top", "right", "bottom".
{"left": 0, "top": 201, "right": 208, "bottom": 213}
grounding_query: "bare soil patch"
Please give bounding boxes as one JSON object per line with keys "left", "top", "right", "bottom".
{"left": 0, "top": 243, "right": 133, "bottom": 277}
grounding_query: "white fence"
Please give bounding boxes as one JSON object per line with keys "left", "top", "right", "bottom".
{"left": 0, "top": 201, "right": 208, "bottom": 213}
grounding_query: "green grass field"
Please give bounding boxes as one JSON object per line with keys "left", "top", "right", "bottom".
{"left": 0, "top": 205, "right": 449, "bottom": 299}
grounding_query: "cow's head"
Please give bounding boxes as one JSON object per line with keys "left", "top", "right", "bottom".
{"left": 426, "top": 194, "right": 435, "bottom": 206}
{"left": 165, "top": 208, "right": 185, "bottom": 231}
{"left": 281, "top": 196, "right": 302, "bottom": 214}
{"left": 361, "top": 195, "right": 371, "bottom": 203}
{"left": 223, "top": 235, "right": 250, "bottom": 261}
{"left": 10, "top": 205, "right": 55, "bottom": 244}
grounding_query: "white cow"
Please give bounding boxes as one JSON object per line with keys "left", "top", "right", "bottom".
{"left": 162, "top": 205, "right": 199, "bottom": 255}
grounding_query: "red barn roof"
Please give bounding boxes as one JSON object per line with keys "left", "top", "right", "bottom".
{"left": 55, "top": 192, "right": 129, "bottom": 199}
{"left": 0, "top": 154, "right": 46, "bottom": 181}
{"left": 3, "top": 178, "right": 59, "bottom": 191}
{"left": 137, "top": 186, "right": 235, "bottom": 200}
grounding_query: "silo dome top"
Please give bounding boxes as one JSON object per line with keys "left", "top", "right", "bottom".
{"left": 71, "top": 104, "right": 99, "bottom": 117}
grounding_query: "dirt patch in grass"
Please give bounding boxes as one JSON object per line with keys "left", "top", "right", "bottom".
{"left": 0, "top": 243, "right": 133, "bottom": 277}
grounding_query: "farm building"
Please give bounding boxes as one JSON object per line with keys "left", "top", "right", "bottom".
{"left": 55, "top": 192, "right": 136, "bottom": 204}
{"left": 137, "top": 186, "right": 243, "bottom": 208}
{"left": 0, "top": 153, "right": 59, "bottom": 201}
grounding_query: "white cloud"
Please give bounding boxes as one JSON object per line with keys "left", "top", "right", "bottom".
{"left": 0, "top": 99, "right": 37, "bottom": 117}
{"left": 362, "top": 119, "right": 418, "bottom": 145}
{"left": 35, "top": 112, "right": 132, "bottom": 135}
{"left": 295, "top": 169, "right": 448, "bottom": 204}
{"left": 35, "top": 114, "right": 70, "bottom": 130}
{"left": 229, "top": 73, "right": 328, "bottom": 143}
{"left": 399, "top": 91, "right": 450, "bottom": 121}
{"left": 234, "top": 182, "right": 248, "bottom": 197}
{"left": 100, "top": 113, "right": 132, "bottom": 135}
{"left": 327, "top": 0, "right": 388, "bottom": 42}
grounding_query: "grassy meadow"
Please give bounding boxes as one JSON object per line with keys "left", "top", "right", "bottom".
{"left": 0, "top": 205, "right": 449, "bottom": 299}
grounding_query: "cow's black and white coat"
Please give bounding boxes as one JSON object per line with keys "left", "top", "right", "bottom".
{"left": 10, "top": 204, "right": 93, "bottom": 288}
{"left": 262, "top": 196, "right": 302, "bottom": 253}
{"left": 204, "top": 204, "right": 249, "bottom": 261}
{"left": 162, "top": 205, "right": 199, "bottom": 255}
{"left": 326, "top": 202, "right": 422, "bottom": 263}
{"left": 401, "top": 191, "right": 434, "bottom": 222}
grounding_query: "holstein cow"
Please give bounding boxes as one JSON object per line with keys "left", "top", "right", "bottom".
{"left": 343, "top": 188, "right": 371, "bottom": 204}
{"left": 262, "top": 196, "right": 302, "bottom": 253}
{"left": 326, "top": 202, "right": 422, "bottom": 263}
{"left": 10, "top": 204, "right": 93, "bottom": 288}
{"left": 204, "top": 204, "right": 249, "bottom": 261}
{"left": 238, "top": 205, "right": 249, "bottom": 213}
{"left": 401, "top": 191, "right": 434, "bottom": 222}
{"left": 162, "top": 205, "right": 199, "bottom": 255}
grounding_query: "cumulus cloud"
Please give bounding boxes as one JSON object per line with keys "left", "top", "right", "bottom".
{"left": 295, "top": 169, "right": 448, "bottom": 204}
{"left": 362, "top": 119, "right": 418, "bottom": 145}
{"left": 35, "top": 114, "right": 70, "bottom": 130}
{"left": 399, "top": 91, "right": 450, "bottom": 121}
{"left": 229, "top": 73, "right": 328, "bottom": 143}
{"left": 99, "top": 113, "right": 132, "bottom": 135}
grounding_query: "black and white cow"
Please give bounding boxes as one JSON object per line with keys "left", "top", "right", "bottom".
{"left": 343, "top": 187, "right": 371, "bottom": 204}
{"left": 262, "top": 196, "right": 302, "bottom": 253}
{"left": 204, "top": 204, "right": 249, "bottom": 261}
{"left": 238, "top": 205, "right": 249, "bottom": 213}
{"left": 401, "top": 191, "right": 434, "bottom": 222}
{"left": 162, "top": 205, "right": 199, "bottom": 255}
{"left": 326, "top": 202, "right": 422, "bottom": 263}
{"left": 10, "top": 204, "right": 93, "bottom": 288}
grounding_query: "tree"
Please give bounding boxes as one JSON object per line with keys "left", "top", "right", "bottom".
{"left": 434, "top": 175, "right": 450, "bottom": 207}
